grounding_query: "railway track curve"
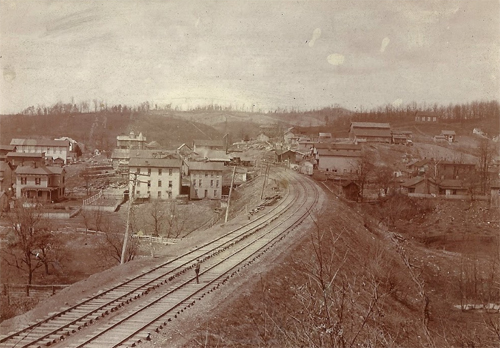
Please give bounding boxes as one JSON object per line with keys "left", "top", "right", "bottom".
{"left": 0, "top": 168, "right": 321, "bottom": 348}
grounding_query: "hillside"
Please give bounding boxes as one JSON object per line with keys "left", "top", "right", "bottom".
{"left": 0, "top": 112, "right": 222, "bottom": 151}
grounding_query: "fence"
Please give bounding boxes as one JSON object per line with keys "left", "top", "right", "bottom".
{"left": 2, "top": 283, "right": 69, "bottom": 303}
{"left": 408, "top": 193, "right": 489, "bottom": 201}
{"left": 133, "top": 234, "right": 181, "bottom": 245}
{"left": 83, "top": 190, "right": 103, "bottom": 205}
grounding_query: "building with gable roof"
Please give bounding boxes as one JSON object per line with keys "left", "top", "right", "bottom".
{"left": 10, "top": 138, "right": 71, "bottom": 164}
{"left": 128, "top": 157, "right": 182, "bottom": 200}
{"left": 187, "top": 161, "right": 224, "bottom": 200}
{"left": 349, "top": 122, "right": 392, "bottom": 143}
{"left": 14, "top": 163, "right": 65, "bottom": 201}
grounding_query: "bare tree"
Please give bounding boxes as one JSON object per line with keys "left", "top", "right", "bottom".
{"left": 2, "top": 200, "right": 55, "bottom": 284}
{"left": 355, "top": 150, "right": 376, "bottom": 202}
{"left": 477, "top": 138, "right": 495, "bottom": 194}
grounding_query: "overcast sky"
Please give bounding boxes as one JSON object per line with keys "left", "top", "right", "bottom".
{"left": 1, "top": 0, "right": 499, "bottom": 114}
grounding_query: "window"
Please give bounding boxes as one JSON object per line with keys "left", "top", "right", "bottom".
{"left": 205, "top": 172, "right": 208, "bottom": 177}
{"left": 193, "top": 180, "right": 196, "bottom": 187}
{"left": 168, "top": 180, "right": 172, "bottom": 188}
{"left": 136, "top": 190, "right": 140, "bottom": 195}
{"left": 158, "top": 169, "right": 162, "bottom": 175}
{"left": 210, "top": 180, "right": 213, "bottom": 187}
{"left": 148, "top": 168, "right": 151, "bottom": 175}
{"left": 214, "top": 190, "right": 217, "bottom": 197}
{"left": 199, "top": 179, "right": 202, "bottom": 186}
{"left": 38, "top": 191, "right": 43, "bottom": 197}
{"left": 21, "top": 177, "right": 27, "bottom": 185}
{"left": 168, "top": 191, "right": 172, "bottom": 199}
{"left": 35, "top": 178, "right": 41, "bottom": 185}
{"left": 169, "top": 168, "right": 172, "bottom": 175}
{"left": 158, "top": 180, "right": 162, "bottom": 187}
{"left": 147, "top": 180, "right": 151, "bottom": 187}
{"left": 195, "top": 189, "right": 198, "bottom": 196}
{"left": 211, "top": 172, "right": 214, "bottom": 177}
{"left": 216, "top": 180, "right": 219, "bottom": 187}
{"left": 157, "top": 191, "right": 162, "bottom": 198}
{"left": 136, "top": 168, "right": 140, "bottom": 174}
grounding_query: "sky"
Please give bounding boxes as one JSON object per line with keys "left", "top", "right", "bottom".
{"left": 1, "top": 0, "right": 499, "bottom": 114}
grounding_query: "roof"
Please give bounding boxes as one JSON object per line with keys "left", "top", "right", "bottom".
{"left": 341, "top": 180, "right": 359, "bottom": 188}
{"left": 318, "top": 133, "right": 332, "bottom": 137}
{"left": 401, "top": 176, "right": 425, "bottom": 188}
{"left": 128, "top": 158, "right": 182, "bottom": 168}
{"left": 392, "top": 130, "right": 413, "bottom": 135}
{"left": 352, "top": 129, "right": 392, "bottom": 138}
{"left": 438, "top": 161, "right": 476, "bottom": 167}
{"left": 439, "top": 179, "right": 464, "bottom": 189}
{"left": 117, "top": 132, "right": 146, "bottom": 141}
{"left": 7, "top": 152, "right": 44, "bottom": 158}
{"left": 15, "top": 165, "right": 57, "bottom": 175}
{"left": 130, "top": 149, "right": 177, "bottom": 159}
{"left": 441, "top": 130, "right": 456, "bottom": 135}
{"left": 409, "top": 159, "right": 432, "bottom": 167}
{"left": 188, "top": 161, "right": 225, "bottom": 171}
{"left": 111, "top": 149, "right": 130, "bottom": 159}
{"left": 197, "top": 149, "right": 231, "bottom": 161}
{"left": 0, "top": 162, "right": 11, "bottom": 172}
{"left": 0, "top": 145, "right": 15, "bottom": 151}
{"left": 10, "top": 138, "right": 70, "bottom": 147}
{"left": 317, "top": 149, "right": 362, "bottom": 157}
{"left": 351, "top": 122, "right": 391, "bottom": 129}
{"left": 313, "top": 143, "right": 361, "bottom": 150}
{"left": 193, "top": 139, "right": 224, "bottom": 147}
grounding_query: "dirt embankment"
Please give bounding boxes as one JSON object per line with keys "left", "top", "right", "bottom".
{"left": 153, "top": 189, "right": 499, "bottom": 348}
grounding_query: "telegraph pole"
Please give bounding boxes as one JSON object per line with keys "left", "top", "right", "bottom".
{"left": 260, "top": 163, "right": 269, "bottom": 199}
{"left": 121, "top": 172, "right": 136, "bottom": 264}
{"left": 225, "top": 166, "right": 237, "bottom": 223}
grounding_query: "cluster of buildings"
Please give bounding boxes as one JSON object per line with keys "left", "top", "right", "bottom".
{"left": 111, "top": 132, "right": 254, "bottom": 201}
{"left": 0, "top": 137, "right": 79, "bottom": 209}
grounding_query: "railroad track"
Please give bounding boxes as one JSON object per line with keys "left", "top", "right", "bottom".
{"left": 0, "top": 168, "right": 321, "bottom": 348}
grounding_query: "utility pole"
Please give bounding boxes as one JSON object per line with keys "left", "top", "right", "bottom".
{"left": 121, "top": 172, "right": 136, "bottom": 264}
{"left": 225, "top": 166, "right": 237, "bottom": 223}
{"left": 121, "top": 171, "right": 149, "bottom": 264}
{"left": 260, "top": 163, "right": 270, "bottom": 199}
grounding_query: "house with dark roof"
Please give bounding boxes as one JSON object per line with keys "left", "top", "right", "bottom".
{"left": 14, "top": 163, "right": 65, "bottom": 202}
{"left": 438, "top": 179, "right": 468, "bottom": 195}
{"left": 400, "top": 177, "right": 438, "bottom": 194}
{"left": 6, "top": 152, "right": 45, "bottom": 168}
{"left": 187, "top": 161, "right": 224, "bottom": 200}
{"left": 276, "top": 150, "right": 298, "bottom": 165}
{"left": 407, "top": 159, "right": 434, "bottom": 177}
{"left": 0, "top": 145, "right": 15, "bottom": 162}
{"left": 128, "top": 157, "right": 182, "bottom": 200}
{"left": 10, "top": 138, "right": 71, "bottom": 164}
{"left": 349, "top": 122, "right": 392, "bottom": 143}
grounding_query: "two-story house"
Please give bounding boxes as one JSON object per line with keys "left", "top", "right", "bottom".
{"left": 128, "top": 157, "right": 182, "bottom": 200}
{"left": 188, "top": 162, "right": 224, "bottom": 200}
{"left": 10, "top": 138, "right": 71, "bottom": 164}
{"left": 315, "top": 143, "right": 362, "bottom": 174}
{"left": 14, "top": 163, "right": 65, "bottom": 202}
{"left": 117, "top": 131, "right": 147, "bottom": 149}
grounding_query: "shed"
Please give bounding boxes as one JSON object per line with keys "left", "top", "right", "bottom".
{"left": 342, "top": 181, "right": 359, "bottom": 201}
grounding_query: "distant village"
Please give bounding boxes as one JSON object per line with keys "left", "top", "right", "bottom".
{"left": 1, "top": 112, "right": 499, "bottom": 213}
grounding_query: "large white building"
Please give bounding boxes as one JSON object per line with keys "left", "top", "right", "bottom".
{"left": 10, "top": 138, "right": 71, "bottom": 164}
{"left": 128, "top": 157, "right": 182, "bottom": 200}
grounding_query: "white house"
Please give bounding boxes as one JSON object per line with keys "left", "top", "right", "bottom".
{"left": 187, "top": 162, "right": 224, "bottom": 200}
{"left": 128, "top": 157, "right": 182, "bottom": 200}
{"left": 10, "top": 138, "right": 71, "bottom": 164}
